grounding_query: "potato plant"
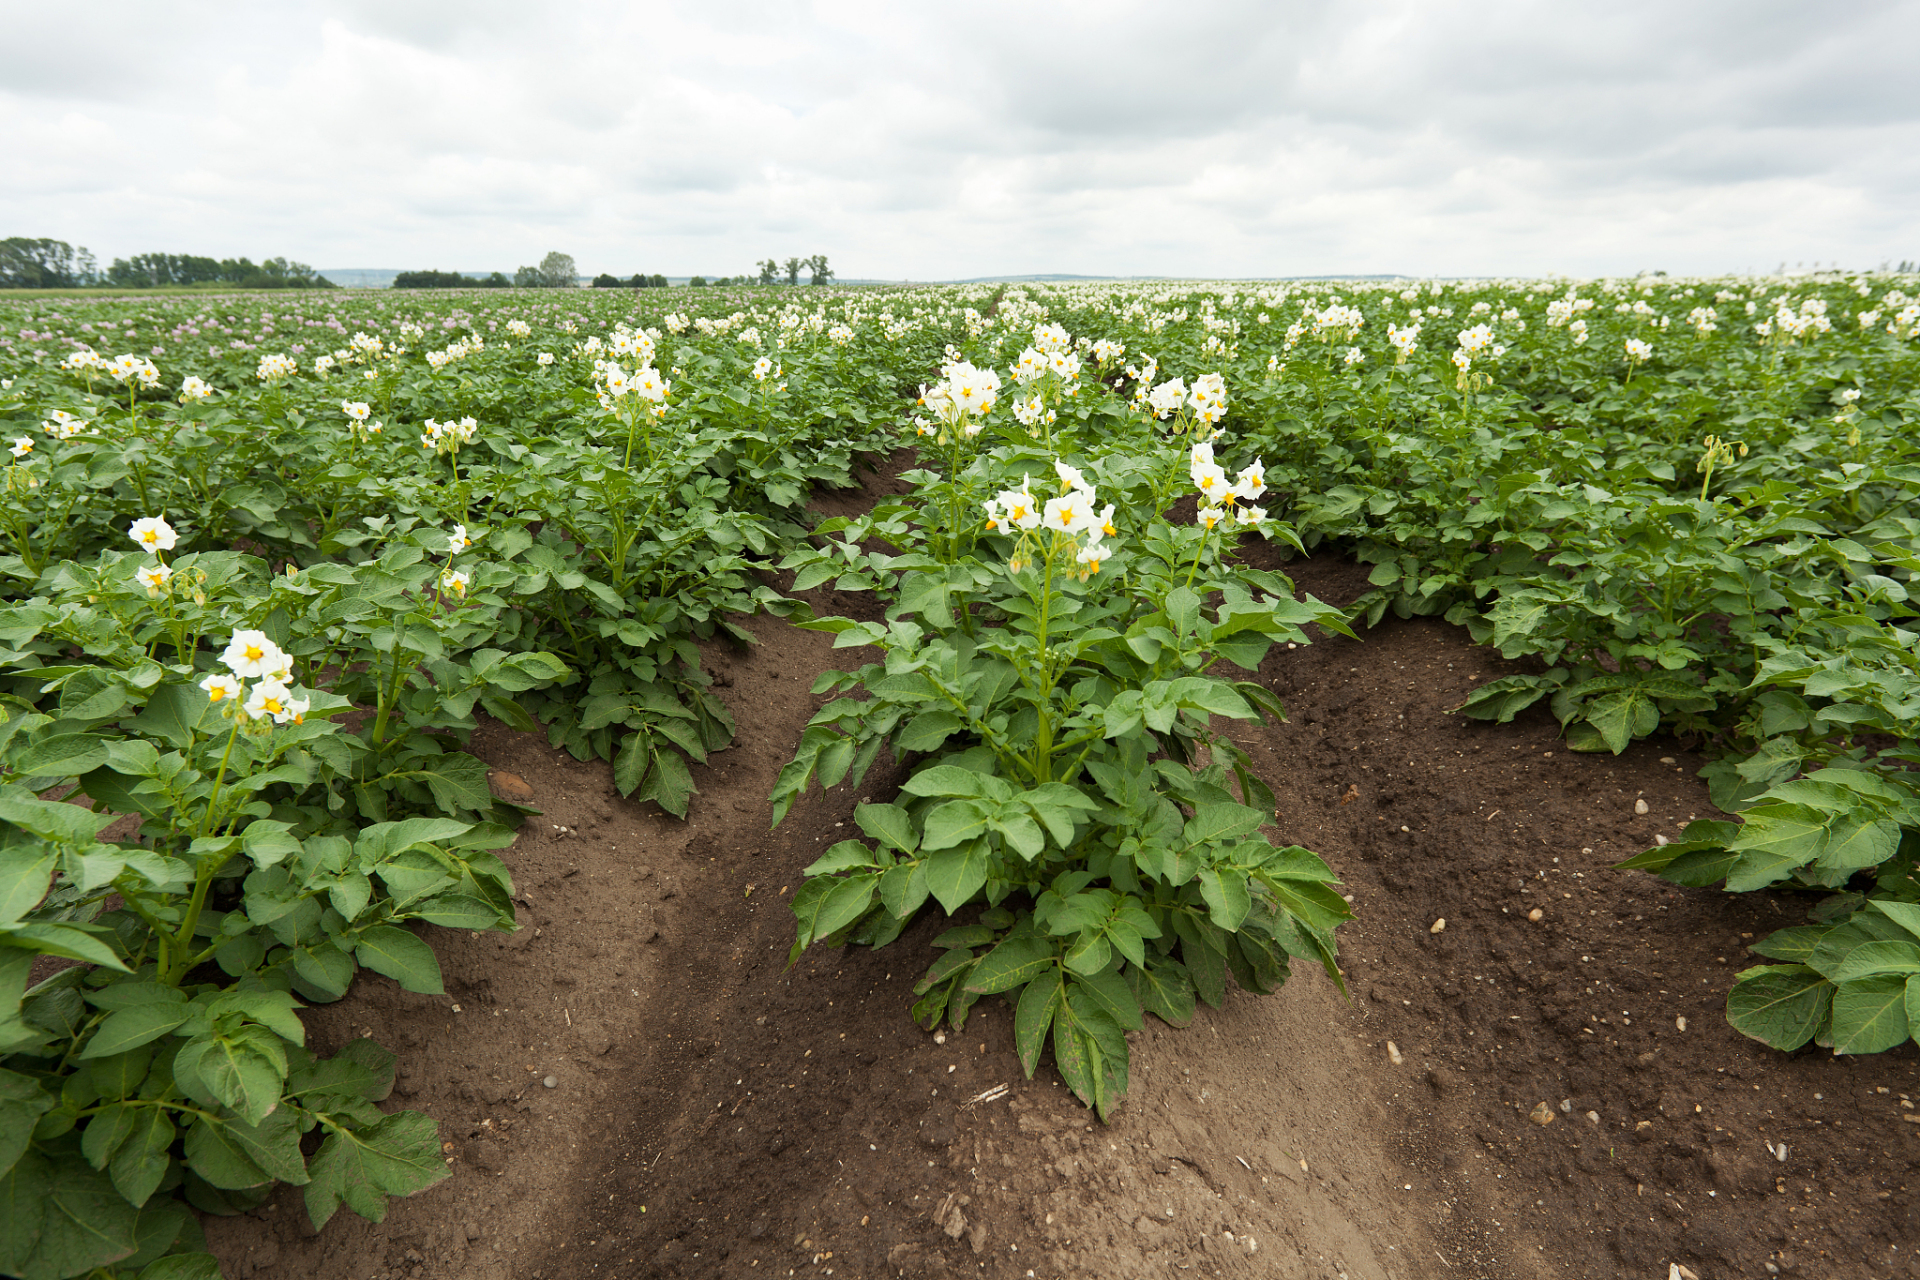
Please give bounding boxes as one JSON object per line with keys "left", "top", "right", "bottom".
{"left": 775, "top": 355, "right": 1355, "bottom": 1118}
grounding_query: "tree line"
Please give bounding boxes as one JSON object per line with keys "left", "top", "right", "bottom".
{"left": 1, "top": 238, "right": 334, "bottom": 289}
{"left": 758, "top": 255, "right": 833, "bottom": 286}
{"left": 391, "top": 270, "right": 513, "bottom": 289}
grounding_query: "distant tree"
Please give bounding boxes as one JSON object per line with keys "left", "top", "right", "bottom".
{"left": 756, "top": 258, "right": 779, "bottom": 286}
{"left": 689, "top": 275, "right": 707, "bottom": 288}
{"left": 173, "top": 255, "right": 223, "bottom": 285}
{"left": 592, "top": 273, "right": 623, "bottom": 288}
{"left": 105, "top": 252, "right": 331, "bottom": 289}
{"left": 0, "top": 238, "right": 96, "bottom": 288}
{"left": 514, "top": 265, "right": 541, "bottom": 288}
{"left": 783, "top": 256, "right": 803, "bottom": 287}
{"left": 392, "top": 269, "right": 486, "bottom": 289}
{"left": 481, "top": 272, "right": 511, "bottom": 288}
{"left": 536, "top": 251, "right": 577, "bottom": 289}
{"left": 806, "top": 254, "right": 833, "bottom": 286}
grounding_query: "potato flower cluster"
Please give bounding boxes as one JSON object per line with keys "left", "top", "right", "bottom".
{"left": 1189, "top": 439, "right": 1267, "bottom": 531}
{"left": 981, "top": 460, "right": 1116, "bottom": 578}
{"left": 199, "top": 630, "right": 312, "bottom": 726}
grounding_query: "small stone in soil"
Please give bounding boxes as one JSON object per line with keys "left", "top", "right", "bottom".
{"left": 1386, "top": 1041, "right": 1403, "bottom": 1066}
{"left": 1634, "top": 798, "right": 1650, "bottom": 815}
{"left": 1529, "top": 1103, "right": 1556, "bottom": 1126}
{"left": 543, "top": 1076, "right": 557, "bottom": 1089}
{"left": 1429, "top": 918, "right": 1446, "bottom": 934}
{"left": 1527, "top": 908, "right": 1544, "bottom": 922}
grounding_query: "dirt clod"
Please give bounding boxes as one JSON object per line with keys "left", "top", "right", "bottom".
{"left": 487, "top": 770, "right": 535, "bottom": 802}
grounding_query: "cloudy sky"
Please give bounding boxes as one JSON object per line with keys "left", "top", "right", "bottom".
{"left": 4, "top": 0, "right": 1917, "bottom": 280}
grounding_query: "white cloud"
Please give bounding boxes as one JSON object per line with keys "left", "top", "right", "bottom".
{"left": 1, "top": 0, "right": 1915, "bottom": 278}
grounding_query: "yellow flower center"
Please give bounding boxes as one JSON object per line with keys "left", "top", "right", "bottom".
{"left": 244, "top": 644, "right": 264, "bottom": 661}
{"left": 263, "top": 698, "right": 282, "bottom": 714}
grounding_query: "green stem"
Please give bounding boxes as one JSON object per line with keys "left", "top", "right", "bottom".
{"left": 1183, "top": 526, "right": 1212, "bottom": 590}
{"left": 368, "top": 618, "right": 408, "bottom": 746}
{"left": 1029, "top": 539, "right": 1062, "bottom": 784}
{"left": 195, "top": 719, "right": 243, "bottom": 840}
{"left": 171, "top": 719, "right": 243, "bottom": 984}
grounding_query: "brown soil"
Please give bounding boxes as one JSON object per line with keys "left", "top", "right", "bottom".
{"left": 204, "top": 473, "right": 1920, "bottom": 1280}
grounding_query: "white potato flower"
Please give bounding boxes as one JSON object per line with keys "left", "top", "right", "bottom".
{"left": 1191, "top": 462, "right": 1229, "bottom": 503}
{"left": 1147, "top": 378, "right": 1188, "bottom": 420}
{"left": 200, "top": 673, "right": 243, "bottom": 704}
{"left": 1232, "top": 459, "right": 1267, "bottom": 502}
{"left": 136, "top": 562, "right": 173, "bottom": 595}
{"left": 129, "top": 516, "right": 178, "bottom": 554}
{"left": 1053, "top": 461, "right": 1093, "bottom": 494}
{"left": 221, "top": 630, "right": 286, "bottom": 679}
{"left": 1042, "top": 490, "right": 1097, "bottom": 536}
{"left": 1011, "top": 348, "right": 1048, "bottom": 386}
{"left": 995, "top": 479, "right": 1042, "bottom": 531}
{"left": 9, "top": 438, "right": 31, "bottom": 459}
{"left": 1090, "top": 503, "right": 1119, "bottom": 543}
{"left": 1075, "top": 542, "right": 1113, "bottom": 574}
{"left": 631, "top": 367, "right": 669, "bottom": 402}
{"left": 244, "top": 678, "right": 301, "bottom": 725}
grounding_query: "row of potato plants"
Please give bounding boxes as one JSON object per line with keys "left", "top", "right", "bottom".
{"left": 996, "top": 274, "right": 1920, "bottom": 1057}
{"left": 774, "top": 331, "right": 1356, "bottom": 1119}
{"left": 0, "top": 286, "right": 959, "bottom": 1277}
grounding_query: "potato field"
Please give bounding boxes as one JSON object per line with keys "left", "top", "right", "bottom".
{"left": 0, "top": 274, "right": 1917, "bottom": 1280}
